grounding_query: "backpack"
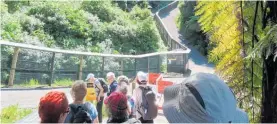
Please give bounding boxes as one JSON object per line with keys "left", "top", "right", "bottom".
{"left": 138, "top": 86, "right": 158, "bottom": 120}
{"left": 69, "top": 104, "right": 92, "bottom": 123}
{"left": 97, "top": 78, "right": 108, "bottom": 93}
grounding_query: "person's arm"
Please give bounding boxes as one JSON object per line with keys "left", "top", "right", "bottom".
{"left": 87, "top": 102, "right": 98, "bottom": 123}
{"left": 93, "top": 117, "right": 99, "bottom": 124}
{"left": 95, "top": 81, "right": 104, "bottom": 101}
{"left": 127, "top": 101, "right": 132, "bottom": 115}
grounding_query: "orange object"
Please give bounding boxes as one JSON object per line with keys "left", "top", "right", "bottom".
{"left": 148, "top": 73, "right": 161, "bottom": 85}
{"left": 157, "top": 80, "right": 173, "bottom": 94}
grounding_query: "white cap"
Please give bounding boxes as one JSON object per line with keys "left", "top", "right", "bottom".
{"left": 137, "top": 71, "right": 147, "bottom": 83}
{"left": 86, "top": 73, "right": 95, "bottom": 80}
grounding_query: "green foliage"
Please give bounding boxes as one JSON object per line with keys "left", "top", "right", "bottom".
{"left": 176, "top": 1, "right": 208, "bottom": 55}
{"left": 24, "top": 78, "right": 39, "bottom": 86}
{"left": 195, "top": 1, "right": 277, "bottom": 122}
{"left": 0, "top": 104, "right": 32, "bottom": 123}
{"left": 53, "top": 78, "right": 73, "bottom": 86}
{"left": 4, "top": 1, "right": 29, "bottom": 13}
{"left": 1, "top": 1, "right": 164, "bottom": 54}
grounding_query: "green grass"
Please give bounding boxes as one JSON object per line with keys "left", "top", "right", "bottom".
{"left": 0, "top": 104, "right": 32, "bottom": 123}
{"left": 2, "top": 78, "right": 73, "bottom": 88}
{"left": 53, "top": 78, "right": 73, "bottom": 87}
{"left": 13, "top": 79, "right": 43, "bottom": 88}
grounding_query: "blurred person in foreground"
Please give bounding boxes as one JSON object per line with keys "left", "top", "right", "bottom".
{"left": 64, "top": 80, "right": 98, "bottom": 123}
{"left": 117, "top": 75, "right": 135, "bottom": 118}
{"left": 38, "top": 91, "right": 69, "bottom": 123}
{"left": 104, "top": 91, "right": 140, "bottom": 123}
{"left": 163, "top": 72, "right": 249, "bottom": 123}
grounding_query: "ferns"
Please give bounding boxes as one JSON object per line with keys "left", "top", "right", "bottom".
{"left": 196, "top": 1, "right": 266, "bottom": 122}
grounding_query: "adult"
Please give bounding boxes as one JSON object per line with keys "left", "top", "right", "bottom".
{"left": 86, "top": 73, "right": 104, "bottom": 123}
{"left": 104, "top": 92, "right": 140, "bottom": 123}
{"left": 107, "top": 72, "right": 118, "bottom": 96}
{"left": 163, "top": 73, "right": 249, "bottom": 123}
{"left": 132, "top": 71, "right": 157, "bottom": 123}
{"left": 116, "top": 76, "right": 135, "bottom": 118}
{"left": 64, "top": 80, "right": 98, "bottom": 123}
{"left": 38, "top": 91, "right": 69, "bottom": 123}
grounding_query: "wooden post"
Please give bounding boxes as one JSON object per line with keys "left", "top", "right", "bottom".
{"left": 8, "top": 47, "right": 20, "bottom": 86}
{"left": 147, "top": 57, "right": 150, "bottom": 73}
{"left": 79, "top": 56, "right": 83, "bottom": 80}
{"left": 183, "top": 54, "right": 186, "bottom": 75}
{"left": 166, "top": 54, "right": 168, "bottom": 73}
{"left": 102, "top": 57, "right": 105, "bottom": 78}
{"left": 157, "top": 55, "right": 160, "bottom": 73}
{"left": 49, "top": 53, "right": 55, "bottom": 86}
{"left": 134, "top": 58, "right": 137, "bottom": 75}
{"left": 121, "top": 60, "right": 124, "bottom": 75}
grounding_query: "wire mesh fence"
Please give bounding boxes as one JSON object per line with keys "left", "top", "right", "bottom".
{"left": 1, "top": 42, "right": 189, "bottom": 86}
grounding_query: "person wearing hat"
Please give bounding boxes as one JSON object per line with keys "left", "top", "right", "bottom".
{"left": 162, "top": 73, "right": 249, "bottom": 123}
{"left": 38, "top": 91, "right": 69, "bottom": 123}
{"left": 104, "top": 92, "right": 141, "bottom": 123}
{"left": 86, "top": 73, "right": 104, "bottom": 123}
{"left": 132, "top": 71, "right": 157, "bottom": 123}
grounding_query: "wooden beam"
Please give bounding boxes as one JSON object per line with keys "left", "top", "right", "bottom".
{"left": 79, "top": 55, "right": 84, "bottom": 80}
{"left": 157, "top": 55, "right": 160, "bottom": 73}
{"left": 8, "top": 47, "right": 20, "bottom": 86}
{"left": 121, "top": 60, "right": 124, "bottom": 75}
{"left": 49, "top": 53, "right": 55, "bottom": 86}
{"left": 102, "top": 57, "right": 105, "bottom": 78}
{"left": 147, "top": 57, "right": 150, "bottom": 73}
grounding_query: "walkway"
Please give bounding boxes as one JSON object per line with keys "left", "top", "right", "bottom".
{"left": 159, "top": 7, "right": 215, "bottom": 74}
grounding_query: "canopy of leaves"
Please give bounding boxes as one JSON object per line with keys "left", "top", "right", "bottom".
{"left": 1, "top": 1, "right": 166, "bottom": 54}
{"left": 196, "top": 1, "right": 277, "bottom": 122}
{"left": 176, "top": 1, "right": 209, "bottom": 55}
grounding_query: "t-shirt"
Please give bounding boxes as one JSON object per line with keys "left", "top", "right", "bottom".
{"left": 64, "top": 102, "right": 98, "bottom": 123}
{"left": 94, "top": 79, "right": 102, "bottom": 97}
{"left": 108, "top": 80, "right": 118, "bottom": 96}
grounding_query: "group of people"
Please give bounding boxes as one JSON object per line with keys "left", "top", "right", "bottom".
{"left": 38, "top": 71, "right": 249, "bottom": 123}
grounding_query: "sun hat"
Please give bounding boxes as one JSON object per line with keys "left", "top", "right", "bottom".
{"left": 163, "top": 73, "right": 245, "bottom": 123}
{"left": 85, "top": 73, "right": 95, "bottom": 81}
{"left": 104, "top": 92, "right": 128, "bottom": 119}
{"left": 233, "top": 108, "right": 249, "bottom": 123}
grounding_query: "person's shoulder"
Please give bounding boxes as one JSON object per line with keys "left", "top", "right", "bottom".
{"left": 84, "top": 102, "right": 96, "bottom": 109}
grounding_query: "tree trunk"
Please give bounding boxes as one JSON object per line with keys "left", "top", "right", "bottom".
{"left": 8, "top": 47, "right": 20, "bottom": 86}
{"left": 261, "top": 47, "right": 277, "bottom": 122}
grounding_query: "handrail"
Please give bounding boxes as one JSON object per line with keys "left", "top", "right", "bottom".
{"left": 154, "top": 1, "right": 189, "bottom": 51}
{"left": 0, "top": 40, "right": 190, "bottom": 58}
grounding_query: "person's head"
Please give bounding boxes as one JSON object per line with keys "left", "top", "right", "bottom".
{"left": 163, "top": 73, "right": 248, "bottom": 123}
{"left": 117, "top": 75, "right": 129, "bottom": 85}
{"left": 117, "top": 81, "right": 128, "bottom": 95}
{"left": 107, "top": 72, "right": 116, "bottom": 84}
{"left": 136, "top": 71, "right": 147, "bottom": 85}
{"left": 39, "top": 91, "right": 69, "bottom": 123}
{"left": 104, "top": 92, "right": 128, "bottom": 121}
{"left": 86, "top": 73, "right": 96, "bottom": 82}
{"left": 71, "top": 80, "right": 87, "bottom": 102}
